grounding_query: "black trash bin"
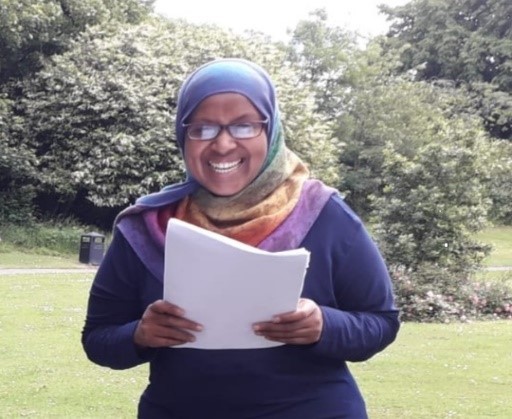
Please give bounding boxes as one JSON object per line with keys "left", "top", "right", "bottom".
{"left": 79, "top": 232, "right": 105, "bottom": 265}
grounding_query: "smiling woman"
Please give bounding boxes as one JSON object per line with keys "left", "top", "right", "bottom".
{"left": 82, "top": 58, "right": 400, "bottom": 419}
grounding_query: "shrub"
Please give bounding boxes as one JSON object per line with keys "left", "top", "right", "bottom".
{"left": 0, "top": 187, "right": 36, "bottom": 225}
{"left": 392, "top": 265, "right": 512, "bottom": 322}
{"left": 0, "top": 219, "right": 107, "bottom": 255}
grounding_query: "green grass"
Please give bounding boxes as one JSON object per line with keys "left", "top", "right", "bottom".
{"left": 0, "top": 248, "right": 88, "bottom": 269}
{"left": 0, "top": 273, "right": 511, "bottom": 418}
{"left": 473, "top": 269, "right": 512, "bottom": 286}
{"left": 0, "top": 273, "right": 147, "bottom": 418}
{"left": 351, "top": 321, "right": 512, "bottom": 418}
{"left": 477, "top": 225, "right": 512, "bottom": 267}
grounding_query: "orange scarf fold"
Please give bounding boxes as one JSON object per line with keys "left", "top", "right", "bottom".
{"left": 173, "top": 147, "right": 309, "bottom": 246}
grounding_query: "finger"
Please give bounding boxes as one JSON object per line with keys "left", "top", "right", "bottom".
{"left": 164, "top": 316, "right": 203, "bottom": 332}
{"left": 150, "top": 300, "right": 187, "bottom": 317}
{"left": 258, "top": 326, "right": 311, "bottom": 340}
{"left": 153, "top": 324, "right": 198, "bottom": 343}
{"left": 254, "top": 321, "right": 303, "bottom": 334}
{"left": 271, "top": 300, "right": 316, "bottom": 323}
{"left": 146, "top": 302, "right": 203, "bottom": 331}
{"left": 135, "top": 321, "right": 197, "bottom": 348}
{"left": 260, "top": 326, "right": 321, "bottom": 345}
{"left": 148, "top": 335, "right": 195, "bottom": 347}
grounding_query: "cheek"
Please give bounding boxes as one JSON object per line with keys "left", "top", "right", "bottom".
{"left": 253, "top": 140, "right": 268, "bottom": 169}
{"left": 183, "top": 144, "right": 202, "bottom": 177}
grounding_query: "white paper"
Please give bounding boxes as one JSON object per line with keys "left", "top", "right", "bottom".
{"left": 163, "top": 218, "right": 309, "bottom": 349}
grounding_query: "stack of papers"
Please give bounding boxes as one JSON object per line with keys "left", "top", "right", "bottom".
{"left": 164, "top": 218, "right": 310, "bottom": 349}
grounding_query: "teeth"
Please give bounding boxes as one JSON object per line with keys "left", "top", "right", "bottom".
{"left": 209, "top": 160, "right": 242, "bottom": 173}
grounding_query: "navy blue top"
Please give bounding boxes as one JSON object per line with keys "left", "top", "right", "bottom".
{"left": 82, "top": 195, "right": 399, "bottom": 418}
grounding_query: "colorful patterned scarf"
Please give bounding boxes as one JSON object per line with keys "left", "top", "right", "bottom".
{"left": 174, "top": 140, "right": 308, "bottom": 246}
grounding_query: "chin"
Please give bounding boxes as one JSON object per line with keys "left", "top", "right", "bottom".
{"left": 209, "top": 188, "right": 241, "bottom": 197}
{"left": 204, "top": 182, "right": 246, "bottom": 197}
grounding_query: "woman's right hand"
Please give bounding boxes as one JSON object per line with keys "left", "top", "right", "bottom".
{"left": 134, "top": 299, "right": 203, "bottom": 349}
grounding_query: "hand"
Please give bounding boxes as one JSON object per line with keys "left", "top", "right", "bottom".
{"left": 134, "top": 299, "right": 202, "bottom": 349}
{"left": 252, "top": 298, "right": 323, "bottom": 345}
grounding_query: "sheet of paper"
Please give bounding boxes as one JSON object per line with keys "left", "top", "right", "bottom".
{"left": 163, "top": 218, "right": 309, "bottom": 349}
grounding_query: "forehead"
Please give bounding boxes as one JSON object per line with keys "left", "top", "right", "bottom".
{"left": 189, "top": 93, "right": 262, "bottom": 120}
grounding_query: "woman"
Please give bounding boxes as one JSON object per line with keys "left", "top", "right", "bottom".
{"left": 82, "top": 58, "right": 400, "bottom": 418}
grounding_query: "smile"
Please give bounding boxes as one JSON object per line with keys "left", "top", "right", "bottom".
{"left": 209, "top": 159, "right": 243, "bottom": 173}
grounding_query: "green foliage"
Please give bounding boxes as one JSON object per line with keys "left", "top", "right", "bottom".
{"left": 382, "top": 0, "right": 512, "bottom": 86}
{"left": 0, "top": 93, "right": 37, "bottom": 224}
{"left": 338, "top": 77, "right": 453, "bottom": 216}
{"left": 368, "top": 117, "right": 510, "bottom": 321}
{"left": 485, "top": 140, "right": 512, "bottom": 224}
{"left": 0, "top": 220, "right": 98, "bottom": 255}
{"left": 287, "top": 8, "right": 359, "bottom": 117}
{"left": 380, "top": 0, "right": 512, "bottom": 140}
{"left": 14, "top": 17, "right": 338, "bottom": 214}
{"left": 392, "top": 265, "right": 512, "bottom": 322}
{"left": 0, "top": 0, "right": 152, "bottom": 83}
{"left": 373, "top": 121, "right": 492, "bottom": 272}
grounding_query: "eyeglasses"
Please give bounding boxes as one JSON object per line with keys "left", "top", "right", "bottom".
{"left": 183, "top": 120, "right": 268, "bottom": 141}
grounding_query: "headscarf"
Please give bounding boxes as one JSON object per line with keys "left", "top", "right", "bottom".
{"left": 119, "top": 58, "right": 309, "bottom": 246}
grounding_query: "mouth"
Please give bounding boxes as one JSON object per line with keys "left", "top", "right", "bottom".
{"left": 209, "top": 159, "right": 243, "bottom": 174}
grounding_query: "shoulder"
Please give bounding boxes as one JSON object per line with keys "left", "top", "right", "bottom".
{"left": 315, "top": 193, "right": 365, "bottom": 237}
{"left": 301, "top": 190, "right": 374, "bottom": 261}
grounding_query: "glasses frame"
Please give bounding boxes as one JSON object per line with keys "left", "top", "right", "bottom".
{"left": 183, "top": 119, "right": 268, "bottom": 141}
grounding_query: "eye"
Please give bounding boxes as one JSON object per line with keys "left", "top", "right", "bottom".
{"left": 230, "top": 123, "right": 257, "bottom": 138}
{"left": 188, "top": 124, "right": 219, "bottom": 140}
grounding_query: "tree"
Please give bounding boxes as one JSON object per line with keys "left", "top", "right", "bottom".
{"left": 372, "top": 118, "right": 492, "bottom": 273}
{"left": 15, "top": 17, "right": 338, "bottom": 225}
{"left": 486, "top": 139, "right": 512, "bottom": 224}
{"left": 287, "top": 8, "right": 359, "bottom": 117}
{"left": 0, "top": 94, "right": 37, "bottom": 224}
{"left": 0, "top": 0, "right": 153, "bottom": 83}
{"left": 380, "top": 0, "right": 512, "bottom": 140}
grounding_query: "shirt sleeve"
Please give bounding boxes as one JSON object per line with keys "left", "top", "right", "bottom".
{"left": 310, "top": 197, "right": 400, "bottom": 362}
{"left": 81, "top": 229, "right": 157, "bottom": 369}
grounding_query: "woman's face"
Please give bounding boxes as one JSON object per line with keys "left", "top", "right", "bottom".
{"left": 184, "top": 93, "right": 268, "bottom": 196}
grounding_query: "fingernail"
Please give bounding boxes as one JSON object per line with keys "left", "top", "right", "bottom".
{"left": 272, "top": 316, "right": 280, "bottom": 323}
{"left": 195, "top": 325, "right": 203, "bottom": 331}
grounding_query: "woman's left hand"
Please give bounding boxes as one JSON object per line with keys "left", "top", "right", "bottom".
{"left": 253, "top": 298, "right": 323, "bottom": 345}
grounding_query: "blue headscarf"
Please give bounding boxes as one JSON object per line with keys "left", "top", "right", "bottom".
{"left": 135, "top": 58, "right": 282, "bottom": 208}
{"left": 175, "top": 58, "right": 276, "bottom": 150}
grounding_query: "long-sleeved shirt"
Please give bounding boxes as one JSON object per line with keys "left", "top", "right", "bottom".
{"left": 82, "top": 192, "right": 399, "bottom": 419}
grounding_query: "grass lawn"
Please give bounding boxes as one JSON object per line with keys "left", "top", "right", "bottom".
{"left": 0, "top": 273, "right": 147, "bottom": 418}
{"left": 0, "top": 249, "right": 88, "bottom": 269}
{"left": 1, "top": 272, "right": 511, "bottom": 418}
{"left": 477, "top": 225, "right": 512, "bottom": 267}
{"left": 352, "top": 321, "right": 512, "bottom": 418}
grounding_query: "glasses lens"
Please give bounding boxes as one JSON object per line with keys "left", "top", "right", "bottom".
{"left": 228, "top": 123, "right": 262, "bottom": 139}
{"left": 185, "top": 121, "right": 266, "bottom": 140}
{"left": 187, "top": 124, "right": 219, "bottom": 140}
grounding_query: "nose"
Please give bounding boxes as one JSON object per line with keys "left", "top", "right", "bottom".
{"left": 210, "top": 128, "right": 237, "bottom": 154}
